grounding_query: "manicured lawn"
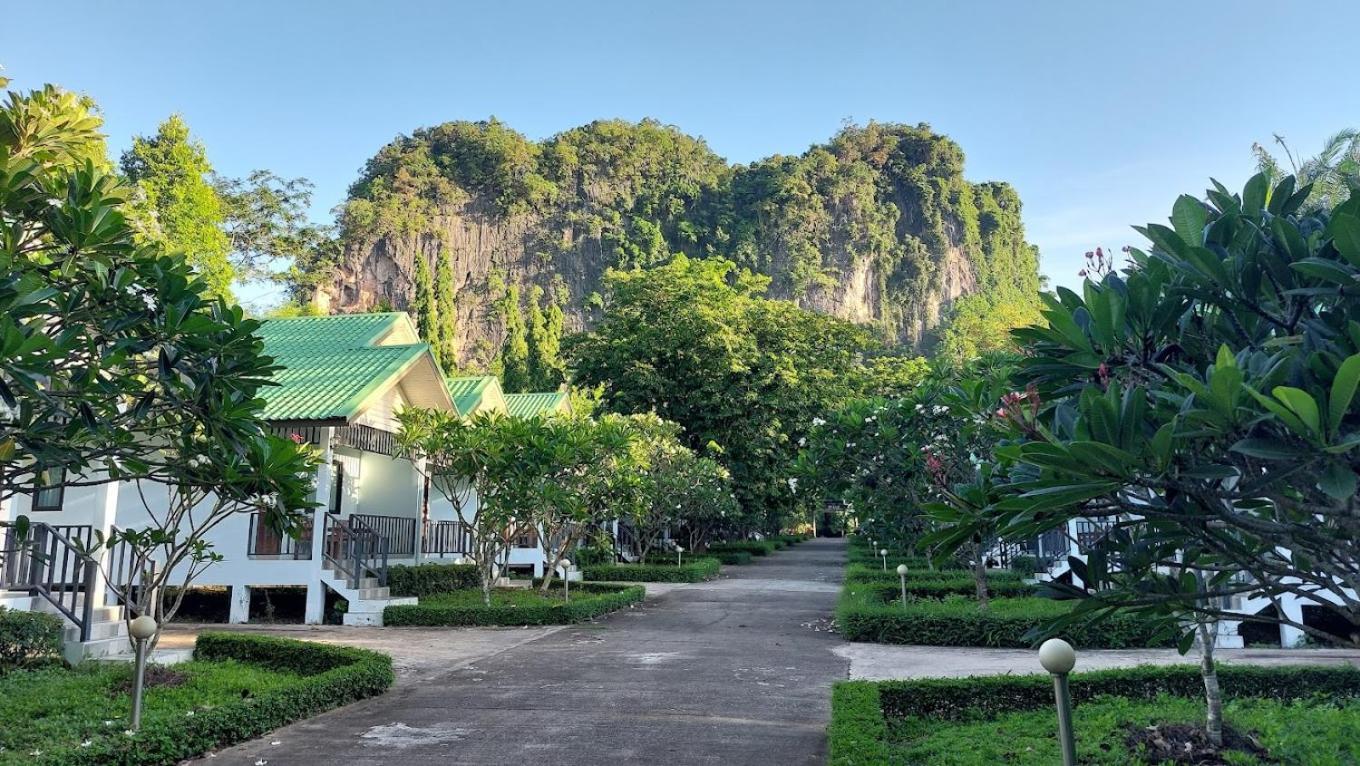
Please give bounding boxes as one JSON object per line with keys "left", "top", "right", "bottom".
{"left": 887, "top": 694, "right": 1360, "bottom": 765}
{"left": 384, "top": 583, "right": 645, "bottom": 626}
{"left": 0, "top": 660, "right": 297, "bottom": 763}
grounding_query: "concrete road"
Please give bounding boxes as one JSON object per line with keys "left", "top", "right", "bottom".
{"left": 191, "top": 538, "right": 849, "bottom": 765}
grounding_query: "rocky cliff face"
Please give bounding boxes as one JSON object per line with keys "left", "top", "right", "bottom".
{"left": 324, "top": 119, "right": 1036, "bottom": 368}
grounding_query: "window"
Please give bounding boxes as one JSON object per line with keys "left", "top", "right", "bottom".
{"left": 330, "top": 460, "right": 344, "bottom": 514}
{"left": 33, "top": 466, "right": 66, "bottom": 512}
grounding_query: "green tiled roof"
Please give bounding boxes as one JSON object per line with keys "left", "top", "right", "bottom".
{"left": 504, "top": 392, "right": 569, "bottom": 418}
{"left": 257, "top": 313, "right": 429, "bottom": 422}
{"left": 256, "top": 312, "right": 408, "bottom": 353}
{"left": 445, "top": 375, "right": 498, "bottom": 416}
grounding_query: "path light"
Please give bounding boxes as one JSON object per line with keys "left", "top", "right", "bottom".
{"left": 560, "top": 559, "right": 572, "bottom": 603}
{"left": 676, "top": 545, "right": 684, "bottom": 567}
{"left": 879, "top": 548, "right": 889, "bottom": 571}
{"left": 1038, "top": 638, "right": 1078, "bottom": 766}
{"left": 896, "top": 564, "right": 909, "bottom": 606}
{"left": 129, "top": 614, "right": 159, "bottom": 730}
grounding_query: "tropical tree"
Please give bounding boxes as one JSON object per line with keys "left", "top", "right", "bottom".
{"left": 498, "top": 284, "right": 530, "bottom": 392}
{"left": 215, "top": 170, "right": 334, "bottom": 289}
{"left": 929, "top": 174, "right": 1360, "bottom": 745}
{"left": 434, "top": 251, "right": 458, "bottom": 369}
{"left": 411, "top": 254, "right": 436, "bottom": 345}
{"left": 1254, "top": 129, "right": 1359, "bottom": 212}
{"left": 120, "top": 115, "right": 234, "bottom": 299}
{"left": 525, "top": 285, "right": 566, "bottom": 390}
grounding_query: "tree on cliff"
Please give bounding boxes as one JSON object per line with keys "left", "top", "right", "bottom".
{"left": 120, "top": 115, "right": 234, "bottom": 299}
{"left": 434, "top": 251, "right": 459, "bottom": 370}
{"left": 498, "top": 284, "right": 531, "bottom": 391}
{"left": 526, "top": 285, "right": 566, "bottom": 390}
{"left": 411, "top": 254, "right": 436, "bottom": 345}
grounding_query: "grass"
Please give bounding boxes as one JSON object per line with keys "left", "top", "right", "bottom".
{"left": 0, "top": 660, "right": 298, "bottom": 764}
{"left": 886, "top": 693, "right": 1360, "bottom": 765}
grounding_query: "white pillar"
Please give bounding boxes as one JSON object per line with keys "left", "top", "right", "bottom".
{"left": 86, "top": 477, "right": 121, "bottom": 612}
{"left": 229, "top": 585, "right": 251, "bottom": 623}
{"left": 414, "top": 456, "right": 428, "bottom": 565}
{"left": 1280, "top": 596, "right": 1306, "bottom": 648}
{"left": 305, "top": 429, "right": 334, "bottom": 625}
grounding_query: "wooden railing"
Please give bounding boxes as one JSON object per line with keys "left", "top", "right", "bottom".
{"left": 247, "top": 513, "right": 315, "bottom": 559}
{"left": 352, "top": 514, "right": 416, "bottom": 556}
{"left": 322, "top": 514, "right": 389, "bottom": 589}
{"left": 423, "top": 520, "right": 472, "bottom": 556}
{"left": 0, "top": 522, "right": 99, "bottom": 641}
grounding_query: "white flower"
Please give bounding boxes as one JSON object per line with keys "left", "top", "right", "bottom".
{"left": 798, "top": 437, "right": 806, "bottom": 447}
{"left": 811, "top": 417, "right": 826, "bottom": 427}
{"left": 81, "top": 740, "right": 93, "bottom": 748}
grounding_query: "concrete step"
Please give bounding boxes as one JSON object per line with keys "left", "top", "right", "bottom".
{"left": 342, "top": 596, "right": 418, "bottom": 627}
{"left": 95, "top": 647, "right": 194, "bottom": 666}
{"left": 63, "top": 619, "right": 126, "bottom": 643}
{"left": 63, "top": 634, "right": 132, "bottom": 664}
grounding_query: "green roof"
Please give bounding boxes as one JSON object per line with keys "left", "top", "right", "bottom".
{"left": 445, "top": 375, "right": 499, "bottom": 416}
{"left": 504, "top": 392, "right": 570, "bottom": 418}
{"left": 257, "top": 313, "right": 436, "bottom": 423}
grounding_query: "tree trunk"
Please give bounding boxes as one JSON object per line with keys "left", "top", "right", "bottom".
{"left": 973, "top": 544, "right": 990, "bottom": 611}
{"left": 1198, "top": 620, "right": 1224, "bottom": 747}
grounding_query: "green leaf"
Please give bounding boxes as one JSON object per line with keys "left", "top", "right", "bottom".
{"left": 1318, "top": 461, "right": 1358, "bottom": 500}
{"left": 1272, "top": 386, "right": 1322, "bottom": 437}
{"left": 1329, "top": 354, "right": 1360, "bottom": 435}
{"left": 1330, "top": 213, "right": 1360, "bottom": 268}
{"left": 1230, "top": 438, "right": 1309, "bottom": 460}
{"left": 1171, "top": 195, "right": 1207, "bottom": 246}
{"left": 1291, "top": 258, "right": 1358, "bottom": 285}
{"left": 1243, "top": 173, "right": 1269, "bottom": 215}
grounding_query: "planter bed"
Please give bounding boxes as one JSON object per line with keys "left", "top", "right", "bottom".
{"left": 582, "top": 557, "right": 720, "bottom": 583}
{"left": 707, "top": 540, "right": 777, "bottom": 557}
{"left": 383, "top": 583, "right": 644, "bottom": 626}
{"left": 0, "top": 632, "right": 392, "bottom": 766}
{"left": 836, "top": 588, "right": 1171, "bottom": 649}
{"left": 842, "top": 573, "right": 1035, "bottom": 600}
{"left": 843, "top": 563, "right": 1026, "bottom": 589}
{"left": 831, "top": 665, "right": 1360, "bottom": 765}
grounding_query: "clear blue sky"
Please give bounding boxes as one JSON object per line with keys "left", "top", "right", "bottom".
{"left": 5, "top": 0, "right": 1358, "bottom": 299}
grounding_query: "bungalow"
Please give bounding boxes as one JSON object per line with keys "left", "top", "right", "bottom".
{"left": 0, "top": 312, "right": 571, "bottom": 660}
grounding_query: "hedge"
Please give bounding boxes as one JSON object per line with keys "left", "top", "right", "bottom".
{"left": 836, "top": 589, "right": 1172, "bottom": 649}
{"left": 37, "top": 632, "right": 393, "bottom": 765}
{"left": 0, "top": 606, "right": 63, "bottom": 673}
{"left": 386, "top": 561, "right": 479, "bottom": 598}
{"left": 384, "top": 583, "right": 644, "bottom": 626}
{"left": 829, "top": 665, "right": 1360, "bottom": 765}
{"left": 707, "top": 541, "right": 776, "bottom": 557}
{"left": 843, "top": 563, "right": 1029, "bottom": 592}
{"left": 700, "top": 550, "right": 752, "bottom": 566}
{"left": 582, "top": 557, "right": 720, "bottom": 583}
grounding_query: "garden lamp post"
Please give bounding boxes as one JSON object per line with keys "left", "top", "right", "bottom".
{"left": 896, "top": 564, "right": 909, "bottom": 606}
{"left": 879, "top": 548, "right": 888, "bottom": 571}
{"left": 1039, "top": 638, "right": 1077, "bottom": 766}
{"left": 676, "top": 545, "right": 684, "bottom": 566}
{"left": 129, "top": 614, "right": 159, "bottom": 730}
{"left": 561, "top": 559, "right": 572, "bottom": 603}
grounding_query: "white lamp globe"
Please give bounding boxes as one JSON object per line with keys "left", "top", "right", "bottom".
{"left": 676, "top": 546, "right": 684, "bottom": 552}
{"left": 560, "top": 559, "right": 572, "bottom": 571}
{"left": 129, "top": 615, "right": 158, "bottom": 641}
{"left": 879, "top": 548, "right": 888, "bottom": 557}
{"left": 1038, "top": 638, "right": 1077, "bottom": 675}
{"left": 896, "top": 564, "right": 909, "bottom": 575}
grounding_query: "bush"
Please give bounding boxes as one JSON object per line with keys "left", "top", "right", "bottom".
{"left": 20, "top": 631, "right": 393, "bottom": 765}
{"left": 836, "top": 589, "right": 1172, "bottom": 649}
{"left": 707, "top": 541, "right": 776, "bottom": 556}
{"left": 829, "top": 665, "right": 1360, "bottom": 765}
{"left": 387, "top": 561, "right": 479, "bottom": 598}
{"left": 0, "top": 606, "right": 63, "bottom": 673}
{"left": 843, "top": 573, "right": 1034, "bottom": 599}
{"left": 700, "top": 550, "right": 752, "bottom": 566}
{"left": 1009, "top": 554, "right": 1038, "bottom": 574}
{"left": 572, "top": 545, "right": 614, "bottom": 567}
{"left": 582, "top": 557, "right": 720, "bottom": 583}
{"left": 384, "top": 583, "right": 644, "bottom": 626}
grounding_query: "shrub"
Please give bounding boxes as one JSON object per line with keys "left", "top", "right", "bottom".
{"left": 836, "top": 589, "right": 1172, "bottom": 649}
{"left": 387, "top": 561, "right": 479, "bottom": 598}
{"left": 829, "top": 665, "right": 1360, "bottom": 765}
{"left": 384, "top": 583, "right": 644, "bottom": 626}
{"left": 0, "top": 606, "right": 63, "bottom": 673}
{"left": 707, "top": 541, "right": 776, "bottom": 556}
{"left": 1009, "top": 554, "right": 1038, "bottom": 574}
{"left": 572, "top": 545, "right": 614, "bottom": 567}
{"left": 582, "top": 557, "right": 720, "bottom": 583}
{"left": 700, "top": 550, "right": 752, "bottom": 566}
{"left": 843, "top": 573, "right": 1034, "bottom": 599}
{"left": 27, "top": 631, "right": 393, "bottom": 765}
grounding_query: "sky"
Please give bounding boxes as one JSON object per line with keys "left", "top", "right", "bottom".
{"left": 4, "top": 0, "right": 1359, "bottom": 302}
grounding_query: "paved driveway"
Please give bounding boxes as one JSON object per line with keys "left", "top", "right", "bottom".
{"left": 193, "top": 539, "right": 849, "bottom": 765}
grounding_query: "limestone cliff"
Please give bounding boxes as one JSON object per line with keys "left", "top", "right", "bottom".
{"left": 322, "top": 119, "right": 1038, "bottom": 368}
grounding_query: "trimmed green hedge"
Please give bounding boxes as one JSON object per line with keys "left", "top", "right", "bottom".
{"left": 38, "top": 632, "right": 392, "bottom": 765}
{"left": 0, "top": 606, "right": 63, "bottom": 673}
{"left": 836, "top": 589, "right": 1172, "bottom": 649}
{"left": 582, "top": 557, "right": 720, "bottom": 583}
{"left": 387, "top": 561, "right": 479, "bottom": 598}
{"left": 384, "top": 583, "right": 644, "bottom": 626}
{"left": 707, "top": 541, "right": 776, "bottom": 556}
{"left": 843, "top": 570, "right": 1035, "bottom": 599}
{"left": 830, "top": 665, "right": 1360, "bottom": 765}
{"left": 700, "top": 550, "right": 753, "bottom": 566}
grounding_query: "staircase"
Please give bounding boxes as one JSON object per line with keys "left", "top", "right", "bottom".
{"left": 321, "top": 514, "right": 416, "bottom": 626}
{"left": 0, "top": 593, "right": 130, "bottom": 663}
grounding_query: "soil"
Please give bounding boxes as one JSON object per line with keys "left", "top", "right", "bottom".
{"left": 1125, "top": 722, "right": 1274, "bottom": 765}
